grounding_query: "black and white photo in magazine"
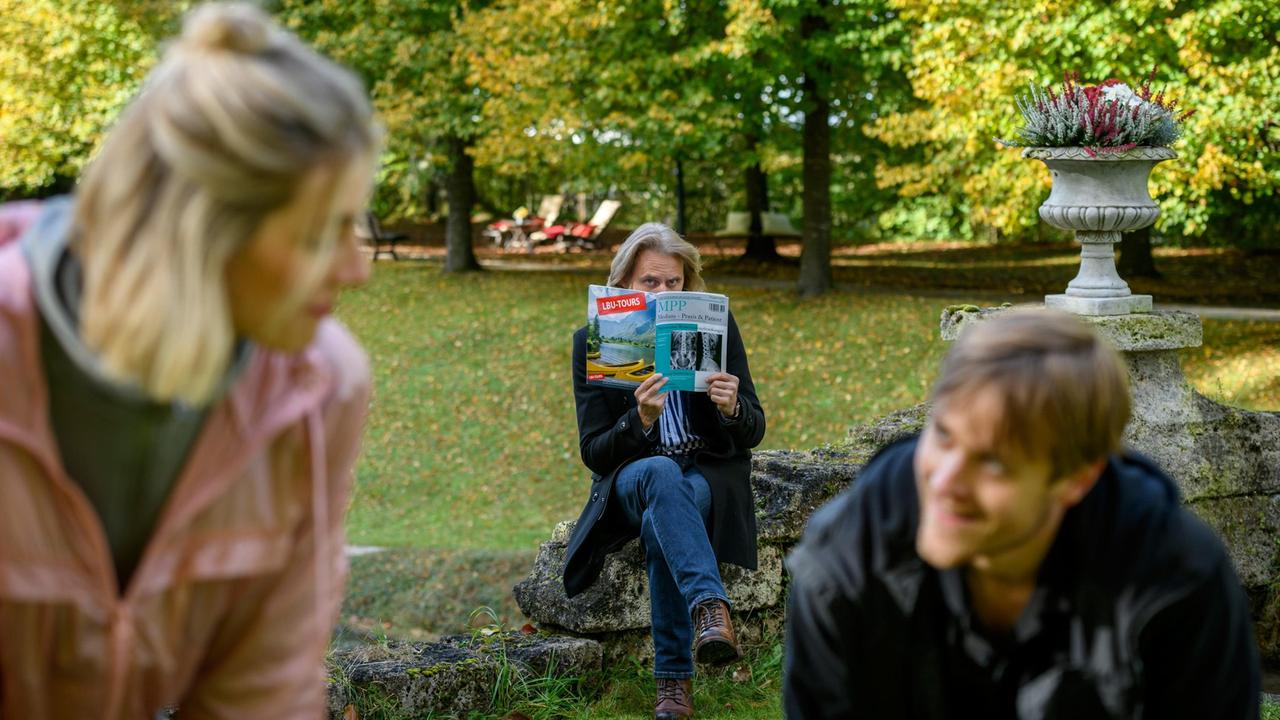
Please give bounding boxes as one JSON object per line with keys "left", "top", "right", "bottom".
{"left": 669, "top": 330, "right": 698, "bottom": 370}
{"left": 697, "top": 331, "right": 723, "bottom": 373}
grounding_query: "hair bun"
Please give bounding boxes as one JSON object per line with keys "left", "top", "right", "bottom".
{"left": 182, "top": 3, "right": 273, "bottom": 55}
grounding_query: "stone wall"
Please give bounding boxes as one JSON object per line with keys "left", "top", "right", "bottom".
{"left": 512, "top": 408, "right": 926, "bottom": 667}
{"left": 326, "top": 632, "right": 603, "bottom": 718}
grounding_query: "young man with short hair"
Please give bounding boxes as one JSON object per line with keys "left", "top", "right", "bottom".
{"left": 783, "top": 309, "right": 1260, "bottom": 719}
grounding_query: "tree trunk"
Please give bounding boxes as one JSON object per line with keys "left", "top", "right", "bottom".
{"left": 743, "top": 160, "right": 781, "bottom": 261}
{"left": 741, "top": 86, "right": 779, "bottom": 262}
{"left": 425, "top": 175, "right": 442, "bottom": 219}
{"left": 444, "top": 136, "right": 481, "bottom": 273}
{"left": 1117, "top": 226, "right": 1160, "bottom": 279}
{"left": 674, "top": 156, "right": 687, "bottom": 236}
{"left": 797, "top": 5, "right": 833, "bottom": 297}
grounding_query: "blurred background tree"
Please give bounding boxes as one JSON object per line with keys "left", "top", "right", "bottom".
{"left": 0, "top": 0, "right": 178, "bottom": 198}
{"left": 280, "top": 0, "right": 487, "bottom": 272}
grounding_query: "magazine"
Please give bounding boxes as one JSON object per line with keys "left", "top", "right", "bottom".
{"left": 585, "top": 285, "right": 728, "bottom": 392}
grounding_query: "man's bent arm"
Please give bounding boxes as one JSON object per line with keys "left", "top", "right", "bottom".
{"left": 1138, "top": 555, "right": 1261, "bottom": 720}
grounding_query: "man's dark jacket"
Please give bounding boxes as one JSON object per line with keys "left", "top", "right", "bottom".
{"left": 783, "top": 437, "right": 1260, "bottom": 720}
{"left": 563, "top": 312, "right": 765, "bottom": 598}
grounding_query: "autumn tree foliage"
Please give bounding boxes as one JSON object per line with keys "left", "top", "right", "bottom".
{"left": 1, "top": 0, "right": 1274, "bottom": 265}
{"left": 464, "top": 0, "right": 910, "bottom": 296}
{"left": 279, "top": 0, "right": 487, "bottom": 272}
{"left": 0, "top": 0, "right": 179, "bottom": 197}
{"left": 463, "top": 0, "right": 742, "bottom": 235}
{"left": 868, "top": 0, "right": 1280, "bottom": 250}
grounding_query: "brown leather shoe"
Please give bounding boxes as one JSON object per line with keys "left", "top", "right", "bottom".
{"left": 655, "top": 678, "right": 693, "bottom": 719}
{"left": 692, "top": 599, "right": 740, "bottom": 666}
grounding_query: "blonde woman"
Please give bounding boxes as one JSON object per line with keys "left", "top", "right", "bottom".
{"left": 0, "top": 4, "right": 378, "bottom": 717}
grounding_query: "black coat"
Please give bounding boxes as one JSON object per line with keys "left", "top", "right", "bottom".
{"left": 783, "top": 438, "right": 1261, "bottom": 719}
{"left": 563, "top": 312, "right": 766, "bottom": 598}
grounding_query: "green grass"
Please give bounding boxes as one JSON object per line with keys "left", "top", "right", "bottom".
{"left": 556, "top": 643, "right": 783, "bottom": 720}
{"left": 1188, "top": 320, "right": 1280, "bottom": 411}
{"left": 340, "top": 548, "right": 532, "bottom": 641}
{"left": 336, "top": 264, "right": 958, "bottom": 551}
{"left": 704, "top": 240, "right": 1280, "bottom": 307}
{"left": 333, "top": 261, "right": 1280, "bottom": 639}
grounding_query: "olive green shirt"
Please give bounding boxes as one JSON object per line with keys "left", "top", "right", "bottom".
{"left": 23, "top": 199, "right": 249, "bottom": 590}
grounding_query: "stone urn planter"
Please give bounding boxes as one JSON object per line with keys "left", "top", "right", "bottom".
{"left": 1024, "top": 146, "right": 1176, "bottom": 316}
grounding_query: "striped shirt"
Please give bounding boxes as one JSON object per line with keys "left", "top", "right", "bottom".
{"left": 652, "top": 390, "right": 706, "bottom": 456}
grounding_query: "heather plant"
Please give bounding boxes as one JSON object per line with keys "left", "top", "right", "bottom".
{"left": 1000, "top": 70, "right": 1195, "bottom": 156}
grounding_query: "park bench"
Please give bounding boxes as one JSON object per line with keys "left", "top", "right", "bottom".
{"left": 711, "top": 211, "right": 798, "bottom": 253}
{"left": 708, "top": 211, "right": 802, "bottom": 253}
{"left": 356, "top": 211, "right": 409, "bottom": 261}
{"left": 714, "top": 211, "right": 802, "bottom": 239}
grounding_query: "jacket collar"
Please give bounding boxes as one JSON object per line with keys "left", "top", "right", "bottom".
{"left": 20, "top": 197, "right": 254, "bottom": 411}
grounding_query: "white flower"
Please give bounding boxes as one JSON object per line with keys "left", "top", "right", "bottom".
{"left": 1101, "top": 83, "right": 1144, "bottom": 108}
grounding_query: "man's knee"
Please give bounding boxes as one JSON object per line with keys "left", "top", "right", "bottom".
{"left": 634, "top": 455, "right": 682, "bottom": 477}
{"left": 634, "top": 456, "right": 686, "bottom": 496}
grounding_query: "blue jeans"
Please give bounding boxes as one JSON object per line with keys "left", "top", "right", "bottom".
{"left": 614, "top": 455, "right": 729, "bottom": 679}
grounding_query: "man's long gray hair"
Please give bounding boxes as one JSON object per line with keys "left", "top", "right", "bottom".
{"left": 607, "top": 222, "right": 705, "bottom": 291}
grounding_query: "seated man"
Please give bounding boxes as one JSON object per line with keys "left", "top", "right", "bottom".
{"left": 783, "top": 309, "right": 1260, "bottom": 719}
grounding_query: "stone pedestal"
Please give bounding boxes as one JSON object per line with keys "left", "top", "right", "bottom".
{"left": 942, "top": 305, "right": 1280, "bottom": 659}
{"left": 942, "top": 306, "right": 1202, "bottom": 348}
{"left": 1045, "top": 292, "right": 1153, "bottom": 316}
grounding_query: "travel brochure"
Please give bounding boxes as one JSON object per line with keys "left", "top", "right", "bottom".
{"left": 585, "top": 284, "right": 728, "bottom": 392}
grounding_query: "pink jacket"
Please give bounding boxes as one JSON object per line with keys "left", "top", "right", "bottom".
{"left": 0, "top": 216, "right": 370, "bottom": 718}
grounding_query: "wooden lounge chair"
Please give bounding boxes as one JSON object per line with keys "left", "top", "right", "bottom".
{"left": 530, "top": 199, "right": 622, "bottom": 252}
{"left": 483, "top": 194, "right": 564, "bottom": 249}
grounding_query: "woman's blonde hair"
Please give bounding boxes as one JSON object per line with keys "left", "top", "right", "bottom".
{"left": 607, "top": 222, "right": 705, "bottom": 291}
{"left": 72, "top": 2, "right": 378, "bottom": 405}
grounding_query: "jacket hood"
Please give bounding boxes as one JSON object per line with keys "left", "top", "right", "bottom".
{"left": 0, "top": 210, "right": 343, "bottom": 465}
